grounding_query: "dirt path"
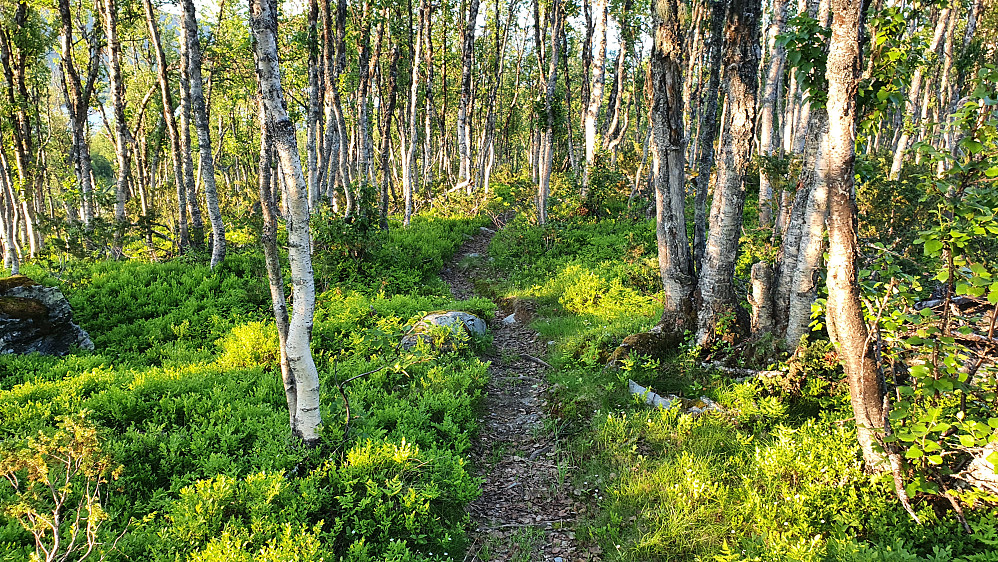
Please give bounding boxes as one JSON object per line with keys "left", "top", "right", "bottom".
{"left": 442, "top": 225, "right": 601, "bottom": 562}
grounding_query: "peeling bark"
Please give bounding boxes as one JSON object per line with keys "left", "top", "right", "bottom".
{"left": 250, "top": 0, "right": 322, "bottom": 445}
{"left": 696, "top": 0, "right": 761, "bottom": 346}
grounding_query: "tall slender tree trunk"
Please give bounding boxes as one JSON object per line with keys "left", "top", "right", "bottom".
{"left": 378, "top": 45, "right": 400, "bottom": 230}
{"left": 0, "top": 138, "right": 19, "bottom": 274}
{"left": 103, "top": 0, "right": 130, "bottom": 259}
{"left": 402, "top": 0, "right": 425, "bottom": 226}
{"left": 696, "top": 0, "right": 761, "bottom": 346}
{"left": 582, "top": 0, "right": 608, "bottom": 193}
{"left": 888, "top": 8, "right": 949, "bottom": 180}
{"left": 57, "top": 0, "right": 99, "bottom": 234}
{"left": 180, "top": 0, "right": 226, "bottom": 268}
{"left": 478, "top": 0, "right": 511, "bottom": 196}
{"left": 784, "top": 109, "right": 829, "bottom": 346}
{"left": 143, "top": 0, "right": 190, "bottom": 251}
{"left": 250, "top": 0, "right": 322, "bottom": 445}
{"left": 538, "top": 0, "right": 560, "bottom": 225}
{"left": 825, "top": 0, "right": 885, "bottom": 468}
{"left": 650, "top": 0, "right": 697, "bottom": 342}
{"left": 177, "top": 25, "right": 205, "bottom": 250}
{"left": 757, "top": 0, "right": 788, "bottom": 228}
{"left": 693, "top": 0, "right": 726, "bottom": 274}
{"left": 306, "top": 0, "right": 322, "bottom": 210}
{"left": 457, "top": 0, "right": 481, "bottom": 192}
{"left": 256, "top": 97, "right": 292, "bottom": 420}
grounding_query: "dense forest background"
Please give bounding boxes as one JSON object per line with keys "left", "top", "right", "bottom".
{"left": 1, "top": 0, "right": 998, "bottom": 559}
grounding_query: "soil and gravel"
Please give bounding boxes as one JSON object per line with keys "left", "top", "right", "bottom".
{"left": 441, "top": 224, "right": 602, "bottom": 562}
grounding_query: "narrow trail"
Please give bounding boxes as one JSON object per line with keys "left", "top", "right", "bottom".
{"left": 441, "top": 224, "right": 601, "bottom": 562}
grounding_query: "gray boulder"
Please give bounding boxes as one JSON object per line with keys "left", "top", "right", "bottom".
{"left": 401, "top": 311, "right": 487, "bottom": 351}
{"left": 0, "top": 275, "right": 94, "bottom": 355}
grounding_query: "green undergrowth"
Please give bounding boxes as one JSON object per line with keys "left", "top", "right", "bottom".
{"left": 1, "top": 216, "right": 493, "bottom": 561}
{"left": 489, "top": 214, "right": 998, "bottom": 561}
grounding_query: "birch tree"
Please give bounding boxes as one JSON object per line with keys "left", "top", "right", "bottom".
{"left": 56, "top": 0, "right": 99, "bottom": 234}
{"left": 101, "top": 0, "right": 130, "bottom": 259}
{"left": 757, "top": 0, "right": 789, "bottom": 228}
{"left": 825, "top": 0, "right": 885, "bottom": 468}
{"left": 250, "top": 0, "right": 322, "bottom": 444}
{"left": 143, "top": 0, "right": 190, "bottom": 251}
{"left": 696, "top": 0, "right": 761, "bottom": 346}
{"left": 180, "top": 0, "right": 227, "bottom": 268}
{"left": 583, "top": 0, "right": 608, "bottom": 193}
{"left": 650, "top": 0, "right": 697, "bottom": 342}
{"left": 456, "top": 0, "right": 481, "bottom": 193}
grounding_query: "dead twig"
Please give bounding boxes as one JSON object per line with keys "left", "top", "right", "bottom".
{"left": 519, "top": 353, "right": 552, "bottom": 369}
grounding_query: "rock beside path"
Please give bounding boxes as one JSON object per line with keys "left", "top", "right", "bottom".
{"left": 401, "top": 310, "right": 487, "bottom": 350}
{"left": 0, "top": 275, "right": 94, "bottom": 355}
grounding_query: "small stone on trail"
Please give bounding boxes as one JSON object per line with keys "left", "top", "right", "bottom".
{"left": 467, "top": 252, "right": 481, "bottom": 258}
{"left": 480, "top": 226, "right": 496, "bottom": 235}
{"left": 503, "top": 313, "right": 517, "bottom": 325}
{"left": 555, "top": 557, "right": 564, "bottom": 562}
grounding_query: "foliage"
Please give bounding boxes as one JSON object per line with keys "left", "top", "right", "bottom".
{"left": 0, "top": 412, "right": 123, "bottom": 562}
{"left": 870, "top": 66, "right": 998, "bottom": 507}
{"left": 0, "top": 216, "right": 489, "bottom": 561}
{"left": 778, "top": 14, "right": 831, "bottom": 107}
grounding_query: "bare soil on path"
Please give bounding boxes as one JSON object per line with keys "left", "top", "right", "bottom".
{"left": 441, "top": 225, "right": 601, "bottom": 562}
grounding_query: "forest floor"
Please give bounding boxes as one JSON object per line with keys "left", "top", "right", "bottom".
{"left": 441, "top": 225, "right": 601, "bottom": 562}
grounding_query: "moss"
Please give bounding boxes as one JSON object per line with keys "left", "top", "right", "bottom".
{"left": 0, "top": 275, "right": 40, "bottom": 294}
{"left": 0, "top": 296, "right": 48, "bottom": 320}
{"left": 608, "top": 331, "right": 681, "bottom": 365}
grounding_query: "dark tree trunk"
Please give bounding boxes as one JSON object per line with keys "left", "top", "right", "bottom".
{"left": 650, "top": 0, "right": 696, "bottom": 342}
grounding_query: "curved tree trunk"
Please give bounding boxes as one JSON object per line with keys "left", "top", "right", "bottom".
{"left": 825, "top": 0, "right": 885, "bottom": 468}
{"left": 696, "top": 0, "right": 761, "bottom": 347}
{"left": 251, "top": 0, "right": 322, "bottom": 445}
{"left": 180, "top": 0, "right": 226, "bottom": 268}
{"left": 256, "top": 97, "right": 292, "bottom": 424}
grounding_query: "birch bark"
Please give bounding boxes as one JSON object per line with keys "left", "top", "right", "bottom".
{"left": 825, "top": 0, "right": 885, "bottom": 467}
{"left": 103, "top": 0, "right": 130, "bottom": 259}
{"left": 250, "top": 0, "right": 322, "bottom": 444}
{"left": 143, "top": 0, "right": 190, "bottom": 251}
{"left": 583, "top": 0, "right": 608, "bottom": 192}
{"left": 180, "top": 0, "right": 227, "bottom": 268}
{"left": 696, "top": 0, "right": 761, "bottom": 346}
{"left": 757, "top": 0, "right": 789, "bottom": 228}
{"left": 457, "top": 0, "right": 481, "bottom": 193}
{"left": 650, "top": 0, "right": 696, "bottom": 340}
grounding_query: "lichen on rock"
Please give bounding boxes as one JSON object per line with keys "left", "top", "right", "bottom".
{"left": 0, "top": 275, "right": 94, "bottom": 356}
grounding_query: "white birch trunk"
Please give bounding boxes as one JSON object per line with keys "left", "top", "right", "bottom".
{"left": 457, "top": 0, "right": 481, "bottom": 192}
{"left": 250, "top": 0, "right": 322, "bottom": 445}
{"left": 583, "top": 0, "right": 608, "bottom": 192}
{"left": 696, "top": 0, "right": 761, "bottom": 346}
{"left": 103, "top": 0, "right": 130, "bottom": 259}
{"left": 650, "top": 0, "right": 696, "bottom": 339}
{"left": 757, "top": 0, "right": 788, "bottom": 228}
{"left": 889, "top": 8, "right": 949, "bottom": 180}
{"left": 181, "top": 0, "right": 226, "bottom": 268}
